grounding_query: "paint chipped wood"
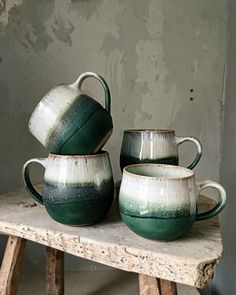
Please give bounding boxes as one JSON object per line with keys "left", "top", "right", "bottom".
{"left": 0, "top": 186, "right": 223, "bottom": 288}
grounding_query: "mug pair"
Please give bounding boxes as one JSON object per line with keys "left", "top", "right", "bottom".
{"left": 29, "top": 72, "right": 112, "bottom": 155}
{"left": 23, "top": 151, "right": 114, "bottom": 225}
{"left": 119, "top": 129, "right": 226, "bottom": 241}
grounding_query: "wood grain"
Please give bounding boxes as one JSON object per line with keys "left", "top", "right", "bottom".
{"left": 46, "top": 247, "right": 64, "bottom": 295}
{"left": 160, "top": 279, "right": 177, "bottom": 295}
{"left": 0, "top": 236, "right": 26, "bottom": 295}
{"left": 139, "top": 275, "right": 177, "bottom": 295}
{"left": 139, "top": 274, "right": 161, "bottom": 295}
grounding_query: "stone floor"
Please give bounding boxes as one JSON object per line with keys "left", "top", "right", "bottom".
{"left": 18, "top": 269, "right": 200, "bottom": 295}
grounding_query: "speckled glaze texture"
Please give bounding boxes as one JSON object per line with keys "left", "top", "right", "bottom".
{"left": 23, "top": 151, "right": 114, "bottom": 225}
{"left": 120, "top": 129, "right": 202, "bottom": 170}
{"left": 119, "top": 164, "right": 227, "bottom": 240}
{"left": 29, "top": 72, "right": 112, "bottom": 155}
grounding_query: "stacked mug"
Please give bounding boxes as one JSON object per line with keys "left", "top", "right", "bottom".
{"left": 23, "top": 72, "right": 115, "bottom": 226}
{"left": 118, "top": 129, "right": 227, "bottom": 240}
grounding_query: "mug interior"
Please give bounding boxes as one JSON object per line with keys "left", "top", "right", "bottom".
{"left": 124, "top": 164, "right": 194, "bottom": 179}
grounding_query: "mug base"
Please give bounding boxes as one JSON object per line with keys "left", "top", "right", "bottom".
{"left": 44, "top": 195, "right": 114, "bottom": 226}
{"left": 120, "top": 211, "right": 195, "bottom": 241}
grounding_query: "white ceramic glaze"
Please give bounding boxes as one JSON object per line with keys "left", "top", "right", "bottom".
{"left": 30, "top": 151, "right": 113, "bottom": 185}
{"left": 28, "top": 72, "right": 112, "bottom": 155}
{"left": 120, "top": 129, "right": 202, "bottom": 170}
{"left": 119, "top": 163, "right": 226, "bottom": 219}
{"left": 122, "top": 130, "right": 177, "bottom": 160}
{"left": 29, "top": 85, "right": 79, "bottom": 146}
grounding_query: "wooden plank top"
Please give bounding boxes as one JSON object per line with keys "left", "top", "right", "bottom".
{"left": 0, "top": 186, "right": 223, "bottom": 288}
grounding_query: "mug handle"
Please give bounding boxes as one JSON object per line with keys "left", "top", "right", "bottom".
{"left": 70, "top": 72, "right": 111, "bottom": 114}
{"left": 22, "top": 158, "right": 46, "bottom": 205}
{"left": 175, "top": 136, "right": 202, "bottom": 169}
{"left": 196, "top": 180, "right": 226, "bottom": 221}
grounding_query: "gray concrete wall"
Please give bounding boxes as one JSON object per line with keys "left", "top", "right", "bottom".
{"left": 0, "top": 0, "right": 227, "bottom": 273}
{"left": 213, "top": 0, "right": 236, "bottom": 294}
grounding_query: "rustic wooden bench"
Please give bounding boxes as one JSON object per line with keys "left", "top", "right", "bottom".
{"left": 0, "top": 187, "right": 223, "bottom": 295}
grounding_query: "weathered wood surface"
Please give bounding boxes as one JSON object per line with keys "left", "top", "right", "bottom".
{"left": 159, "top": 279, "right": 178, "bottom": 295}
{"left": 0, "top": 236, "right": 26, "bottom": 295}
{"left": 46, "top": 247, "right": 64, "bottom": 295}
{"left": 139, "top": 274, "right": 177, "bottom": 295}
{"left": 0, "top": 187, "right": 223, "bottom": 288}
{"left": 139, "top": 274, "right": 161, "bottom": 295}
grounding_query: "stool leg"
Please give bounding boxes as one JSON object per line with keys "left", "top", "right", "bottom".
{"left": 139, "top": 274, "right": 177, "bottom": 295}
{"left": 139, "top": 274, "right": 161, "bottom": 295}
{"left": 160, "top": 279, "right": 177, "bottom": 295}
{"left": 46, "top": 247, "right": 64, "bottom": 295}
{"left": 0, "top": 236, "right": 26, "bottom": 295}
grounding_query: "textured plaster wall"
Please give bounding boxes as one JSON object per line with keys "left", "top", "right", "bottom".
{"left": 0, "top": 0, "right": 227, "bottom": 272}
{"left": 213, "top": 0, "right": 236, "bottom": 294}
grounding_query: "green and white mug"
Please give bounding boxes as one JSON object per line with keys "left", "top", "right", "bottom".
{"left": 120, "top": 129, "right": 202, "bottom": 171}
{"left": 29, "top": 72, "right": 112, "bottom": 155}
{"left": 119, "top": 164, "right": 226, "bottom": 241}
{"left": 23, "top": 151, "right": 114, "bottom": 225}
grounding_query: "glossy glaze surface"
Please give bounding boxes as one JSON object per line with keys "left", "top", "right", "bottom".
{"left": 120, "top": 129, "right": 202, "bottom": 170}
{"left": 119, "top": 164, "right": 226, "bottom": 240}
{"left": 23, "top": 152, "right": 114, "bottom": 225}
{"left": 29, "top": 72, "right": 112, "bottom": 155}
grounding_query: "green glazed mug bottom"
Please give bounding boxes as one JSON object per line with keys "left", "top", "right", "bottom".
{"left": 120, "top": 212, "right": 195, "bottom": 241}
{"left": 44, "top": 197, "right": 113, "bottom": 226}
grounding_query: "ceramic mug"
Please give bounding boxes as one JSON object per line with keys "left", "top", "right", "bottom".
{"left": 29, "top": 72, "right": 113, "bottom": 155}
{"left": 23, "top": 151, "right": 114, "bottom": 225}
{"left": 119, "top": 164, "right": 226, "bottom": 241}
{"left": 120, "top": 129, "right": 202, "bottom": 171}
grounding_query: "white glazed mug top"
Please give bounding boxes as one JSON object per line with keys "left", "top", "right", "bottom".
{"left": 123, "top": 163, "right": 194, "bottom": 180}
{"left": 120, "top": 129, "right": 202, "bottom": 170}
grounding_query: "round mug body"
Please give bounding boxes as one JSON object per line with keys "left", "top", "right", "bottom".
{"left": 119, "top": 164, "right": 226, "bottom": 241}
{"left": 23, "top": 151, "right": 114, "bottom": 225}
{"left": 29, "top": 72, "right": 112, "bottom": 155}
{"left": 120, "top": 129, "right": 202, "bottom": 170}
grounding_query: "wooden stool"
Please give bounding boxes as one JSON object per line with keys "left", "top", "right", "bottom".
{"left": 0, "top": 187, "right": 223, "bottom": 295}
{"left": 0, "top": 236, "right": 177, "bottom": 295}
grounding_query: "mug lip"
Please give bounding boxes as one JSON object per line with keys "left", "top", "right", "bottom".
{"left": 123, "top": 163, "right": 194, "bottom": 180}
{"left": 123, "top": 129, "right": 175, "bottom": 134}
{"left": 49, "top": 150, "right": 108, "bottom": 158}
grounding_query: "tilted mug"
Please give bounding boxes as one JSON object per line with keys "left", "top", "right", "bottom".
{"left": 23, "top": 151, "right": 114, "bottom": 225}
{"left": 120, "top": 129, "right": 202, "bottom": 171}
{"left": 119, "top": 164, "right": 226, "bottom": 241}
{"left": 29, "top": 72, "right": 112, "bottom": 155}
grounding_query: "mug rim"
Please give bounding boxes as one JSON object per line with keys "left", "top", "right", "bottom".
{"left": 49, "top": 150, "right": 108, "bottom": 158}
{"left": 123, "top": 163, "right": 194, "bottom": 180}
{"left": 123, "top": 129, "right": 175, "bottom": 134}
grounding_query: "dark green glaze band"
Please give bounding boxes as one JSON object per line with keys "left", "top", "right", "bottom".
{"left": 44, "top": 195, "right": 113, "bottom": 225}
{"left": 42, "top": 180, "right": 114, "bottom": 225}
{"left": 47, "top": 94, "right": 113, "bottom": 155}
{"left": 43, "top": 180, "right": 114, "bottom": 203}
{"left": 119, "top": 203, "right": 193, "bottom": 219}
{"left": 120, "top": 211, "right": 195, "bottom": 241}
{"left": 120, "top": 154, "right": 178, "bottom": 171}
